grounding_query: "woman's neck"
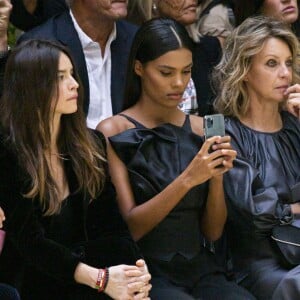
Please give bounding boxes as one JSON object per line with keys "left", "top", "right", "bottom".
{"left": 240, "top": 103, "right": 282, "bottom": 132}
{"left": 129, "top": 100, "right": 186, "bottom": 128}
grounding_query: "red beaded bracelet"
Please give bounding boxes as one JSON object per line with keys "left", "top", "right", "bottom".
{"left": 95, "top": 268, "right": 104, "bottom": 292}
{"left": 103, "top": 268, "right": 109, "bottom": 291}
{"left": 96, "top": 268, "right": 109, "bottom": 293}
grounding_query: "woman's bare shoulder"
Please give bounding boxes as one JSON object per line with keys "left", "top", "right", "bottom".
{"left": 96, "top": 114, "right": 135, "bottom": 138}
{"left": 189, "top": 115, "right": 204, "bottom": 136}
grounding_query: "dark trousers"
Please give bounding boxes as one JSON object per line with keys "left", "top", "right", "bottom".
{"left": 147, "top": 253, "right": 256, "bottom": 300}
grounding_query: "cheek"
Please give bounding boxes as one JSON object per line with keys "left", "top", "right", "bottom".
{"left": 184, "top": 75, "right": 191, "bottom": 86}
{"left": 158, "top": 0, "right": 182, "bottom": 17}
{"left": 261, "top": 1, "right": 278, "bottom": 15}
{"left": 143, "top": 74, "right": 166, "bottom": 94}
{"left": 97, "top": 0, "right": 111, "bottom": 9}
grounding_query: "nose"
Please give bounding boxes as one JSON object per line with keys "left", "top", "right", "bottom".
{"left": 69, "top": 76, "right": 79, "bottom": 89}
{"left": 279, "top": 64, "right": 291, "bottom": 78}
{"left": 172, "top": 74, "right": 184, "bottom": 88}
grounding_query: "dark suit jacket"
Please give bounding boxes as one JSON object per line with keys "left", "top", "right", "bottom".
{"left": 18, "top": 11, "right": 138, "bottom": 115}
{"left": 10, "top": 0, "right": 67, "bottom": 31}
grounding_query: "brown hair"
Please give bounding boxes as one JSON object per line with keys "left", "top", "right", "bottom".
{"left": 1, "top": 39, "right": 105, "bottom": 215}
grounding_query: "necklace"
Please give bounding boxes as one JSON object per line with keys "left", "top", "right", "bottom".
{"left": 49, "top": 153, "right": 68, "bottom": 160}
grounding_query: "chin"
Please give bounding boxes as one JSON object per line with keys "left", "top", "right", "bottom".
{"left": 67, "top": 107, "right": 78, "bottom": 115}
{"left": 284, "top": 13, "right": 298, "bottom": 24}
{"left": 111, "top": 4, "right": 127, "bottom": 19}
{"left": 178, "top": 15, "right": 197, "bottom": 26}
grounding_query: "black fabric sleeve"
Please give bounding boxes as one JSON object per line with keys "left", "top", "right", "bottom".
{"left": 0, "top": 147, "right": 80, "bottom": 284}
{"left": 86, "top": 129, "right": 143, "bottom": 266}
{"left": 224, "top": 157, "right": 293, "bottom": 237}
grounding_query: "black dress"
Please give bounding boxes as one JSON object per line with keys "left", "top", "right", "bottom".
{"left": 224, "top": 111, "right": 300, "bottom": 300}
{"left": 0, "top": 131, "right": 141, "bottom": 300}
{"left": 109, "top": 114, "right": 256, "bottom": 300}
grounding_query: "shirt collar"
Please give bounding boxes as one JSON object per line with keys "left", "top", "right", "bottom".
{"left": 69, "top": 10, "right": 117, "bottom": 50}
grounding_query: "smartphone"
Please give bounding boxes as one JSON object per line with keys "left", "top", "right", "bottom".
{"left": 204, "top": 114, "right": 225, "bottom": 159}
{"left": 204, "top": 114, "right": 225, "bottom": 140}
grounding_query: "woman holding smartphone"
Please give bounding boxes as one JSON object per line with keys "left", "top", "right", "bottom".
{"left": 97, "top": 18, "right": 255, "bottom": 300}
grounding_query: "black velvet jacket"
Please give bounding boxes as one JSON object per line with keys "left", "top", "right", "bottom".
{"left": 0, "top": 132, "right": 141, "bottom": 299}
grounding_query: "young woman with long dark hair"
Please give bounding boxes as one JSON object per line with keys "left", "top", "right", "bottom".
{"left": 0, "top": 39, "right": 151, "bottom": 300}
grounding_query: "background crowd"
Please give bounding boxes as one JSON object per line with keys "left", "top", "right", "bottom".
{"left": 0, "top": 0, "right": 300, "bottom": 300}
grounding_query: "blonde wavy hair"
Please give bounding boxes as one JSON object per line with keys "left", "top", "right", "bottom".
{"left": 213, "top": 15, "right": 300, "bottom": 118}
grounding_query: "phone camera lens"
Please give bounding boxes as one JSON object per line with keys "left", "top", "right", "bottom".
{"left": 207, "top": 117, "right": 213, "bottom": 128}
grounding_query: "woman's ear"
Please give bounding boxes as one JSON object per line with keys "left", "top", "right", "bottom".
{"left": 134, "top": 60, "right": 143, "bottom": 76}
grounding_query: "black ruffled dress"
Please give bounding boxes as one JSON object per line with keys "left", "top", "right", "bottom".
{"left": 109, "top": 114, "right": 256, "bottom": 300}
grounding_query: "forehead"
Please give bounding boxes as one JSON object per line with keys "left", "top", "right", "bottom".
{"left": 149, "top": 48, "right": 192, "bottom": 66}
{"left": 254, "top": 37, "right": 292, "bottom": 59}
{"left": 58, "top": 53, "right": 73, "bottom": 68}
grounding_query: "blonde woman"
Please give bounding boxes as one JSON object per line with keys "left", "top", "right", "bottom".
{"left": 214, "top": 16, "right": 300, "bottom": 299}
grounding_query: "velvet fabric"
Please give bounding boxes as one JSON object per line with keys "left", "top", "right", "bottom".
{"left": 0, "top": 131, "right": 141, "bottom": 300}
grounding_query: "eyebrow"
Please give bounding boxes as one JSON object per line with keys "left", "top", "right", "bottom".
{"left": 57, "top": 68, "right": 74, "bottom": 73}
{"left": 158, "top": 63, "right": 193, "bottom": 69}
{"left": 264, "top": 54, "right": 292, "bottom": 59}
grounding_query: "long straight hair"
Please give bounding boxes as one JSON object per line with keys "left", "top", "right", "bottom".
{"left": 123, "top": 17, "right": 194, "bottom": 110}
{"left": 0, "top": 39, "right": 105, "bottom": 215}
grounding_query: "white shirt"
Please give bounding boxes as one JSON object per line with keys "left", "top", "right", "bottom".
{"left": 70, "top": 11, "right": 116, "bottom": 129}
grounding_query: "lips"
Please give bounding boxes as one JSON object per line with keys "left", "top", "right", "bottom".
{"left": 183, "top": 4, "right": 197, "bottom": 13}
{"left": 68, "top": 94, "right": 78, "bottom": 101}
{"left": 275, "top": 85, "right": 289, "bottom": 92}
{"left": 167, "top": 93, "right": 184, "bottom": 101}
{"left": 282, "top": 6, "right": 296, "bottom": 13}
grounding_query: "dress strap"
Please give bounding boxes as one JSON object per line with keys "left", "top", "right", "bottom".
{"left": 182, "top": 114, "right": 192, "bottom": 130}
{"left": 118, "top": 113, "right": 145, "bottom": 128}
{"left": 119, "top": 113, "right": 191, "bottom": 130}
